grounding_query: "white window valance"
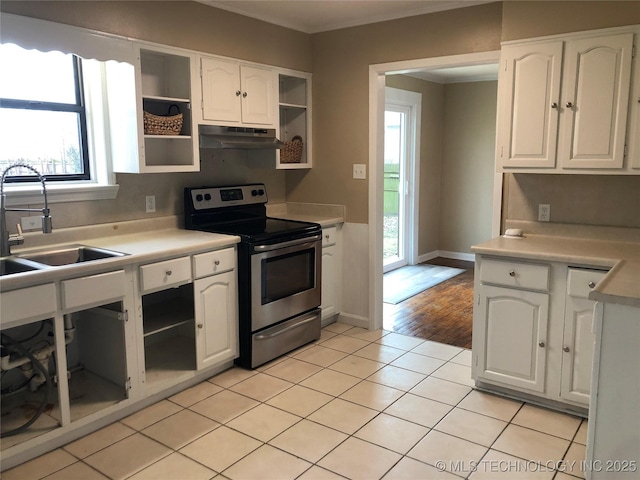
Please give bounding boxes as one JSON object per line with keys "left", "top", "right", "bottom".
{"left": 0, "top": 13, "right": 136, "bottom": 64}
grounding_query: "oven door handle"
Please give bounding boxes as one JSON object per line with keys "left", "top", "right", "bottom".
{"left": 253, "top": 234, "right": 321, "bottom": 252}
{"left": 254, "top": 313, "right": 318, "bottom": 340}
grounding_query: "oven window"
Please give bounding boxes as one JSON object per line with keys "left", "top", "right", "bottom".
{"left": 262, "top": 248, "right": 314, "bottom": 304}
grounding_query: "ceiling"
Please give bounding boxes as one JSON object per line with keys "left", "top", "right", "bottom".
{"left": 199, "top": 0, "right": 494, "bottom": 34}
{"left": 198, "top": 0, "right": 499, "bottom": 82}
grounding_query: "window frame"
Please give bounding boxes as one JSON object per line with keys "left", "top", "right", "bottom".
{"left": 0, "top": 54, "right": 91, "bottom": 183}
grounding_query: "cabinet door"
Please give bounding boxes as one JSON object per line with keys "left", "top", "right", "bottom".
{"left": 201, "top": 57, "right": 241, "bottom": 123}
{"left": 321, "top": 244, "right": 337, "bottom": 320}
{"left": 561, "top": 296, "right": 596, "bottom": 405}
{"left": 240, "top": 65, "right": 277, "bottom": 126}
{"left": 498, "top": 41, "right": 563, "bottom": 168}
{"left": 558, "top": 33, "right": 634, "bottom": 169}
{"left": 476, "top": 285, "right": 549, "bottom": 392}
{"left": 194, "top": 271, "right": 238, "bottom": 369}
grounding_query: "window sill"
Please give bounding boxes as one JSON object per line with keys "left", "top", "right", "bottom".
{"left": 2, "top": 183, "right": 119, "bottom": 207}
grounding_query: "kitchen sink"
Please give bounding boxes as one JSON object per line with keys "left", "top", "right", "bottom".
{"left": 17, "top": 245, "right": 127, "bottom": 267}
{"left": 0, "top": 257, "right": 46, "bottom": 276}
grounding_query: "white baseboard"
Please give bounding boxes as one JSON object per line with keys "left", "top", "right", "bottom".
{"left": 336, "top": 312, "right": 369, "bottom": 329}
{"left": 417, "top": 250, "right": 475, "bottom": 264}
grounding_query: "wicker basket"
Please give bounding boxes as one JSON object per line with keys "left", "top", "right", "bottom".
{"left": 280, "top": 135, "right": 304, "bottom": 163}
{"left": 143, "top": 104, "right": 183, "bottom": 135}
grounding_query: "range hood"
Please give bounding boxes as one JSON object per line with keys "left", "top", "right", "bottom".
{"left": 199, "top": 125, "right": 285, "bottom": 150}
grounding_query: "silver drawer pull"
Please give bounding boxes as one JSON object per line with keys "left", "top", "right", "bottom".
{"left": 538, "top": 341, "right": 545, "bottom": 348}
{"left": 588, "top": 281, "right": 596, "bottom": 289}
{"left": 165, "top": 270, "right": 172, "bottom": 276}
{"left": 509, "top": 270, "right": 516, "bottom": 277}
{"left": 563, "top": 346, "right": 570, "bottom": 353}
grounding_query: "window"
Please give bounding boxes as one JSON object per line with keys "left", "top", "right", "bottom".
{"left": 0, "top": 43, "right": 90, "bottom": 182}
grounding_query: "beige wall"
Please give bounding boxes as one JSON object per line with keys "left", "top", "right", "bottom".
{"left": 287, "top": 2, "right": 503, "bottom": 224}
{"left": 440, "top": 81, "right": 497, "bottom": 252}
{"left": 0, "top": 1, "right": 311, "bottom": 228}
{"left": 502, "top": 1, "right": 640, "bottom": 41}
{"left": 2, "top": 1, "right": 639, "bottom": 230}
{"left": 505, "top": 174, "right": 640, "bottom": 229}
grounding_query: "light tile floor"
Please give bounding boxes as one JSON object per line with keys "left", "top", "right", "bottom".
{"left": 3, "top": 324, "right": 589, "bottom": 480}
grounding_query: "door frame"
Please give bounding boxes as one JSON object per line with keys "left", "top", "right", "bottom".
{"left": 383, "top": 86, "right": 421, "bottom": 273}
{"left": 368, "top": 50, "right": 502, "bottom": 331}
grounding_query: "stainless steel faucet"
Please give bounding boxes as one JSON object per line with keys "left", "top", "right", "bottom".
{"left": 0, "top": 163, "right": 53, "bottom": 257}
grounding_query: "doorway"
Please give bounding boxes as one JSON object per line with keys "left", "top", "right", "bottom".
{"left": 383, "top": 87, "right": 420, "bottom": 273}
{"left": 368, "top": 51, "right": 503, "bottom": 334}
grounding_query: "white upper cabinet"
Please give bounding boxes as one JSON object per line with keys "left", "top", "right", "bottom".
{"left": 498, "top": 41, "right": 563, "bottom": 169}
{"left": 112, "top": 44, "right": 199, "bottom": 173}
{"left": 558, "top": 33, "right": 634, "bottom": 169}
{"left": 497, "top": 28, "right": 638, "bottom": 174}
{"left": 200, "top": 56, "right": 277, "bottom": 127}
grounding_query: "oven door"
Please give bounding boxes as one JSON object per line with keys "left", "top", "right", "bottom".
{"left": 250, "top": 234, "right": 321, "bottom": 331}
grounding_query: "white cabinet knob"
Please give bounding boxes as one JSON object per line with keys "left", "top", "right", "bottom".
{"left": 588, "top": 281, "right": 596, "bottom": 289}
{"left": 165, "top": 270, "right": 172, "bottom": 276}
{"left": 538, "top": 341, "right": 545, "bottom": 348}
{"left": 563, "top": 346, "right": 570, "bottom": 353}
{"left": 197, "top": 323, "right": 203, "bottom": 329}
{"left": 509, "top": 271, "right": 516, "bottom": 277}
{"left": 214, "top": 260, "right": 220, "bottom": 266}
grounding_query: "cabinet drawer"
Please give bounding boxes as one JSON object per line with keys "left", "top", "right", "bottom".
{"left": 567, "top": 268, "right": 608, "bottom": 299}
{"left": 62, "top": 270, "right": 126, "bottom": 311}
{"left": 480, "top": 258, "right": 550, "bottom": 291}
{"left": 140, "top": 257, "right": 191, "bottom": 293}
{"left": 1, "top": 283, "right": 57, "bottom": 325}
{"left": 322, "top": 227, "right": 337, "bottom": 247}
{"left": 193, "top": 247, "right": 235, "bottom": 279}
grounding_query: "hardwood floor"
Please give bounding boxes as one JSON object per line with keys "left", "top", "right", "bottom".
{"left": 383, "top": 257, "right": 474, "bottom": 349}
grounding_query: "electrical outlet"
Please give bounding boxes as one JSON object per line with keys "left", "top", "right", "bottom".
{"left": 538, "top": 204, "right": 550, "bottom": 222}
{"left": 146, "top": 195, "right": 156, "bottom": 213}
{"left": 353, "top": 164, "right": 366, "bottom": 179}
{"left": 21, "top": 216, "right": 41, "bottom": 231}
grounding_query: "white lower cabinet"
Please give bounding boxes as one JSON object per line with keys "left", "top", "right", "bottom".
{"left": 320, "top": 226, "right": 341, "bottom": 324}
{"left": 137, "top": 249, "right": 238, "bottom": 393}
{"left": 473, "top": 255, "right": 608, "bottom": 410}
{"left": 476, "top": 285, "right": 549, "bottom": 393}
{"left": 560, "top": 268, "right": 607, "bottom": 404}
{"left": 194, "top": 270, "right": 238, "bottom": 369}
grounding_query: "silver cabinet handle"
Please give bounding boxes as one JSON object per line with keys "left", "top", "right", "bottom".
{"left": 235, "top": 90, "right": 241, "bottom": 96}
{"left": 566, "top": 102, "right": 574, "bottom": 108}
{"left": 538, "top": 341, "right": 545, "bottom": 348}
{"left": 551, "top": 102, "right": 558, "bottom": 109}
{"left": 165, "top": 270, "right": 172, "bottom": 276}
{"left": 588, "top": 281, "right": 596, "bottom": 289}
{"left": 509, "top": 270, "right": 516, "bottom": 277}
{"left": 563, "top": 346, "right": 570, "bottom": 352}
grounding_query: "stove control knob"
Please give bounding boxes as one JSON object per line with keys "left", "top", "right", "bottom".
{"left": 204, "top": 193, "right": 212, "bottom": 201}
{"left": 195, "top": 194, "right": 203, "bottom": 202}
{"left": 258, "top": 189, "right": 265, "bottom": 196}
{"left": 251, "top": 189, "right": 258, "bottom": 196}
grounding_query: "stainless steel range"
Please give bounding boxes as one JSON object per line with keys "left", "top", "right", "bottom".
{"left": 184, "top": 184, "right": 322, "bottom": 369}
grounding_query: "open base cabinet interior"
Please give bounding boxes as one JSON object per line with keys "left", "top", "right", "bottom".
{"left": 0, "top": 301, "right": 128, "bottom": 450}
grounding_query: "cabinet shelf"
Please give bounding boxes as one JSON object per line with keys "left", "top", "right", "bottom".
{"left": 144, "top": 134, "right": 192, "bottom": 140}
{"left": 279, "top": 103, "right": 307, "bottom": 110}
{"left": 143, "top": 95, "right": 190, "bottom": 104}
{"left": 142, "top": 296, "right": 194, "bottom": 337}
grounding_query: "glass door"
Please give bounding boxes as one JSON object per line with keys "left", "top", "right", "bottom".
{"left": 383, "top": 106, "right": 409, "bottom": 272}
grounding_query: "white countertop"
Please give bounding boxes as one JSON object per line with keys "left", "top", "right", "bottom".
{"left": 472, "top": 234, "right": 640, "bottom": 307}
{"left": 1, "top": 224, "right": 239, "bottom": 292}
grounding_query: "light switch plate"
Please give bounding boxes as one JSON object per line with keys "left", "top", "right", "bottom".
{"left": 353, "top": 164, "right": 366, "bottom": 179}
